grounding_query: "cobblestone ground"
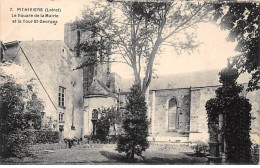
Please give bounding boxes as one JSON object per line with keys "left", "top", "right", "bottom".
{"left": 0, "top": 146, "right": 208, "bottom": 165}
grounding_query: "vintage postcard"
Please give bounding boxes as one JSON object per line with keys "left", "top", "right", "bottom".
{"left": 0, "top": 0, "right": 259, "bottom": 165}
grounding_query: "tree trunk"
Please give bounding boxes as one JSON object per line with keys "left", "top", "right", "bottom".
{"left": 133, "top": 64, "right": 141, "bottom": 87}
{"left": 141, "top": 40, "right": 161, "bottom": 96}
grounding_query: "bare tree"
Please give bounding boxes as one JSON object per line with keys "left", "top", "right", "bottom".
{"left": 74, "top": 1, "right": 212, "bottom": 95}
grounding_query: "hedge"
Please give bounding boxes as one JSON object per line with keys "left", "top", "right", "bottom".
{"left": 0, "top": 130, "right": 60, "bottom": 158}
{"left": 22, "top": 130, "right": 60, "bottom": 144}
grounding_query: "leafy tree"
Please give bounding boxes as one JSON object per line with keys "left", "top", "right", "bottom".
{"left": 94, "top": 107, "right": 124, "bottom": 142}
{"left": 116, "top": 84, "right": 149, "bottom": 159}
{"left": 0, "top": 80, "right": 27, "bottom": 134}
{"left": 212, "top": 2, "right": 260, "bottom": 91}
{"left": 73, "top": 1, "right": 212, "bottom": 95}
{"left": 206, "top": 67, "right": 252, "bottom": 163}
{"left": 0, "top": 79, "right": 44, "bottom": 158}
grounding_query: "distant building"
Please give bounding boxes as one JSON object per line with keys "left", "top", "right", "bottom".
{"left": 0, "top": 23, "right": 259, "bottom": 144}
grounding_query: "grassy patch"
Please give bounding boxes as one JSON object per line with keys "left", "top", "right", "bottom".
{"left": 99, "top": 150, "right": 208, "bottom": 164}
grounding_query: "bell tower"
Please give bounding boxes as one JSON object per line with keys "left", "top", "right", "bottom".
{"left": 64, "top": 22, "right": 118, "bottom": 96}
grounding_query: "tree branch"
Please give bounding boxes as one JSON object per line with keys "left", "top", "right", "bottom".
{"left": 161, "top": 3, "right": 205, "bottom": 42}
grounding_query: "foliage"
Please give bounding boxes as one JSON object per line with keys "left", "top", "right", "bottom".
{"left": 92, "top": 107, "right": 125, "bottom": 143}
{"left": 251, "top": 142, "right": 259, "bottom": 164}
{"left": 99, "top": 107, "right": 125, "bottom": 133}
{"left": 0, "top": 79, "right": 45, "bottom": 158}
{"left": 23, "top": 130, "right": 60, "bottom": 144}
{"left": 0, "top": 133, "right": 32, "bottom": 158}
{"left": 0, "top": 130, "right": 60, "bottom": 157}
{"left": 73, "top": 1, "right": 212, "bottom": 95}
{"left": 116, "top": 84, "right": 149, "bottom": 159}
{"left": 205, "top": 67, "right": 252, "bottom": 163}
{"left": 95, "top": 115, "right": 111, "bottom": 143}
{"left": 190, "top": 140, "right": 209, "bottom": 157}
{"left": 25, "top": 96, "right": 44, "bottom": 129}
{"left": 0, "top": 80, "right": 27, "bottom": 134}
{"left": 212, "top": 2, "right": 260, "bottom": 91}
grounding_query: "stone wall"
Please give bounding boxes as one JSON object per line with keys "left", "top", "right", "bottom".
{"left": 245, "top": 87, "right": 260, "bottom": 144}
{"left": 151, "top": 89, "right": 190, "bottom": 134}
{"left": 148, "top": 88, "right": 190, "bottom": 142}
{"left": 189, "top": 84, "right": 260, "bottom": 143}
{"left": 189, "top": 86, "right": 217, "bottom": 142}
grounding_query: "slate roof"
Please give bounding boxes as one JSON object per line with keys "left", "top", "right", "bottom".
{"left": 87, "top": 79, "right": 109, "bottom": 95}
{"left": 85, "top": 78, "right": 118, "bottom": 99}
{"left": 120, "top": 69, "right": 251, "bottom": 92}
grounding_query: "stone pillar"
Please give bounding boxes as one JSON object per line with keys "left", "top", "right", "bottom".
{"left": 218, "top": 113, "right": 226, "bottom": 163}
{"left": 208, "top": 141, "right": 222, "bottom": 164}
{"left": 218, "top": 114, "right": 224, "bottom": 154}
{"left": 207, "top": 114, "right": 223, "bottom": 164}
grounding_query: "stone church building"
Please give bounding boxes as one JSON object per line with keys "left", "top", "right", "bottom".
{"left": 0, "top": 22, "right": 259, "bottom": 144}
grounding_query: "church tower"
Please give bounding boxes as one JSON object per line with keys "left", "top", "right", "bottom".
{"left": 64, "top": 22, "right": 121, "bottom": 137}
{"left": 64, "top": 22, "right": 117, "bottom": 96}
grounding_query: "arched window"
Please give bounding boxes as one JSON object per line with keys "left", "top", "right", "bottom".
{"left": 168, "top": 98, "right": 178, "bottom": 130}
{"left": 92, "top": 109, "right": 98, "bottom": 120}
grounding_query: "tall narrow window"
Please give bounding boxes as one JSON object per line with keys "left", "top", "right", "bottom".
{"left": 59, "top": 112, "right": 64, "bottom": 123}
{"left": 58, "top": 86, "right": 65, "bottom": 107}
{"left": 168, "top": 98, "right": 178, "bottom": 130}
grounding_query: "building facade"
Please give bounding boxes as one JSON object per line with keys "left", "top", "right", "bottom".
{"left": 1, "top": 40, "right": 84, "bottom": 139}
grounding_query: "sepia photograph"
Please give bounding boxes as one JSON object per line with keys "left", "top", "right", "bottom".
{"left": 0, "top": 0, "right": 259, "bottom": 165}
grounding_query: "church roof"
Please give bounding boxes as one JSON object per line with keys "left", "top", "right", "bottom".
{"left": 87, "top": 79, "right": 109, "bottom": 95}
{"left": 86, "top": 78, "right": 118, "bottom": 99}
{"left": 120, "top": 69, "right": 251, "bottom": 92}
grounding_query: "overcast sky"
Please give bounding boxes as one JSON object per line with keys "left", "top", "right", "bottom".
{"left": 1, "top": 0, "right": 239, "bottom": 79}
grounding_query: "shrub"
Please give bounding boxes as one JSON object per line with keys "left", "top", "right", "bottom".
{"left": 251, "top": 142, "right": 259, "bottom": 164}
{"left": 92, "top": 107, "right": 124, "bottom": 143}
{"left": 0, "top": 133, "right": 32, "bottom": 158}
{"left": 0, "top": 130, "right": 60, "bottom": 158}
{"left": 190, "top": 141, "right": 209, "bottom": 157}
